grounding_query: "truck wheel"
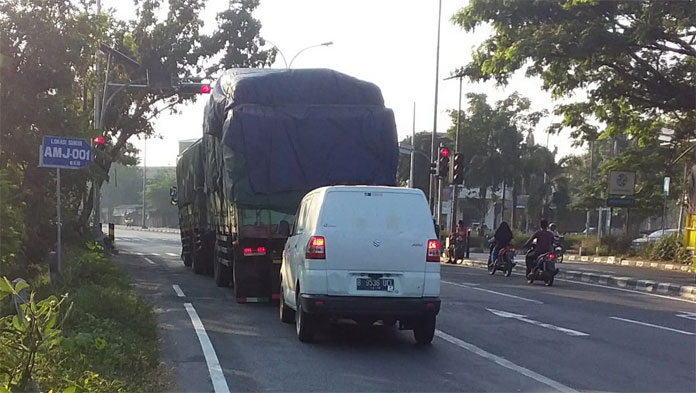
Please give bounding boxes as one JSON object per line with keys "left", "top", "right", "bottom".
{"left": 192, "top": 247, "right": 205, "bottom": 275}
{"left": 295, "top": 293, "right": 315, "bottom": 342}
{"left": 213, "top": 242, "right": 231, "bottom": 287}
{"left": 279, "top": 283, "right": 295, "bottom": 324}
{"left": 413, "top": 315, "right": 436, "bottom": 345}
{"left": 183, "top": 253, "right": 192, "bottom": 267}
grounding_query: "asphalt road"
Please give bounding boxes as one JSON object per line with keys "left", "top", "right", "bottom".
{"left": 113, "top": 229, "right": 696, "bottom": 393}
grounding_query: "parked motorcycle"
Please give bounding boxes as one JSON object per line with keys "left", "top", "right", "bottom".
{"left": 488, "top": 244, "right": 516, "bottom": 277}
{"left": 526, "top": 247, "right": 559, "bottom": 286}
{"left": 446, "top": 234, "right": 466, "bottom": 264}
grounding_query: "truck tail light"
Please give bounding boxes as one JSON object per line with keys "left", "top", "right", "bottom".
{"left": 426, "top": 239, "right": 440, "bottom": 262}
{"left": 243, "top": 246, "right": 266, "bottom": 256}
{"left": 546, "top": 253, "right": 555, "bottom": 260}
{"left": 306, "top": 236, "right": 326, "bottom": 259}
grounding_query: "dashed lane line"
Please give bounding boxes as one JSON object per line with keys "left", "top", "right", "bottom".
{"left": 173, "top": 285, "right": 186, "bottom": 297}
{"left": 143, "top": 257, "right": 156, "bottom": 265}
{"left": 609, "top": 316, "right": 695, "bottom": 336}
{"left": 435, "top": 330, "right": 578, "bottom": 393}
{"left": 442, "top": 280, "right": 544, "bottom": 305}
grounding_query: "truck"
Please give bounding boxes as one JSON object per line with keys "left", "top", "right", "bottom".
{"left": 175, "top": 68, "right": 399, "bottom": 302}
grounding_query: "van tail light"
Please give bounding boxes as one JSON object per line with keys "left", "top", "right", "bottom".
{"left": 306, "top": 236, "right": 326, "bottom": 259}
{"left": 426, "top": 239, "right": 440, "bottom": 262}
{"left": 243, "top": 246, "right": 266, "bottom": 256}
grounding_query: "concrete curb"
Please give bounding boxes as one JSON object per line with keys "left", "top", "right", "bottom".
{"left": 114, "top": 225, "right": 179, "bottom": 234}
{"left": 564, "top": 254, "right": 694, "bottom": 274}
{"left": 443, "top": 259, "right": 696, "bottom": 301}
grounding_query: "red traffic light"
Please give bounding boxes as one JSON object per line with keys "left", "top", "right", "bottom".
{"left": 92, "top": 136, "right": 105, "bottom": 145}
{"left": 200, "top": 84, "right": 211, "bottom": 94}
{"left": 439, "top": 147, "right": 450, "bottom": 157}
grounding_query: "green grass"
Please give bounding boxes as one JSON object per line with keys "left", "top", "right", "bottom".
{"left": 4, "top": 243, "right": 169, "bottom": 393}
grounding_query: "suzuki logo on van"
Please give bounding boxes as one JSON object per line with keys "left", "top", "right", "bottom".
{"left": 372, "top": 240, "right": 381, "bottom": 247}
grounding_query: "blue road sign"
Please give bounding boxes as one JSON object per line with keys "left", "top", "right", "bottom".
{"left": 39, "top": 136, "right": 92, "bottom": 169}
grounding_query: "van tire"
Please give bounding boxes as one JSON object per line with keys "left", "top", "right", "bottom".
{"left": 295, "top": 294, "right": 315, "bottom": 342}
{"left": 413, "top": 315, "right": 436, "bottom": 345}
{"left": 279, "top": 284, "right": 295, "bottom": 324}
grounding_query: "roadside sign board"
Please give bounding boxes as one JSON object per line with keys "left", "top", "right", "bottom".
{"left": 607, "top": 196, "right": 635, "bottom": 208}
{"left": 39, "top": 136, "right": 92, "bottom": 169}
{"left": 608, "top": 171, "right": 635, "bottom": 196}
{"left": 663, "top": 176, "right": 670, "bottom": 196}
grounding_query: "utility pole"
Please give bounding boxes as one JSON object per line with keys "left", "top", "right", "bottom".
{"left": 93, "top": 0, "right": 102, "bottom": 232}
{"left": 429, "top": 0, "right": 443, "bottom": 212}
{"left": 409, "top": 102, "right": 416, "bottom": 188}
{"left": 585, "top": 139, "right": 595, "bottom": 238}
{"left": 142, "top": 137, "right": 147, "bottom": 228}
{"left": 449, "top": 74, "right": 463, "bottom": 235}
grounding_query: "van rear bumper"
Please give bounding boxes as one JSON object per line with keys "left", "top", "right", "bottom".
{"left": 299, "top": 294, "right": 440, "bottom": 318}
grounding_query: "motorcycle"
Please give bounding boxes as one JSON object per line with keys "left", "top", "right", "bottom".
{"left": 554, "top": 235, "right": 565, "bottom": 263}
{"left": 525, "top": 246, "right": 560, "bottom": 286}
{"left": 446, "top": 234, "right": 466, "bottom": 264}
{"left": 487, "top": 243, "right": 516, "bottom": 277}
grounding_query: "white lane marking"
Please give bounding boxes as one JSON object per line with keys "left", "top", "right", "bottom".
{"left": 435, "top": 330, "right": 579, "bottom": 393}
{"left": 184, "top": 303, "right": 230, "bottom": 393}
{"left": 676, "top": 312, "right": 696, "bottom": 321}
{"left": 143, "top": 257, "right": 156, "bottom": 265}
{"left": 173, "top": 285, "right": 186, "bottom": 297}
{"left": 442, "top": 280, "right": 543, "bottom": 305}
{"left": 487, "top": 308, "right": 589, "bottom": 337}
{"left": 150, "top": 253, "right": 161, "bottom": 256}
{"left": 135, "top": 252, "right": 144, "bottom": 256}
{"left": 554, "top": 277, "right": 696, "bottom": 305}
{"left": 451, "top": 263, "right": 696, "bottom": 305}
{"left": 166, "top": 252, "right": 178, "bottom": 257}
{"left": 609, "top": 317, "right": 695, "bottom": 336}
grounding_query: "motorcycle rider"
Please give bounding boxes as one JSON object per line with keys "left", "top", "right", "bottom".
{"left": 490, "top": 221, "right": 513, "bottom": 263}
{"left": 549, "top": 222, "right": 561, "bottom": 240}
{"left": 523, "top": 218, "right": 555, "bottom": 276}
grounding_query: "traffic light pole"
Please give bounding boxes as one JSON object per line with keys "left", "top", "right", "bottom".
{"left": 450, "top": 75, "right": 463, "bottom": 235}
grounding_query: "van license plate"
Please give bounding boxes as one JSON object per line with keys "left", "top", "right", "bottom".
{"left": 357, "top": 278, "right": 394, "bottom": 291}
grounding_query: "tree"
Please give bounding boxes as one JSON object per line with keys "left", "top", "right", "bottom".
{"left": 145, "top": 169, "right": 178, "bottom": 227}
{"left": 445, "top": 92, "right": 543, "bottom": 228}
{"left": 453, "top": 0, "right": 695, "bottom": 228}
{"left": 0, "top": 0, "right": 274, "bottom": 273}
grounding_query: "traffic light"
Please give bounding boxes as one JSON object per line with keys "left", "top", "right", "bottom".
{"left": 92, "top": 136, "right": 106, "bottom": 151}
{"left": 429, "top": 162, "right": 437, "bottom": 175}
{"left": 176, "top": 82, "right": 212, "bottom": 95}
{"left": 437, "top": 145, "right": 450, "bottom": 178}
{"left": 452, "top": 152, "right": 464, "bottom": 185}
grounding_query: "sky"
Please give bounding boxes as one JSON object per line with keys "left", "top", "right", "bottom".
{"left": 106, "top": 0, "right": 579, "bottom": 168}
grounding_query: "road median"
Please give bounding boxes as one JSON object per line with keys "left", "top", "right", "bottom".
{"left": 444, "top": 258, "right": 696, "bottom": 301}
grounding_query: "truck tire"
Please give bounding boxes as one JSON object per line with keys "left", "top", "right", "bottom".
{"left": 413, "top": 315, "right": 436, "bottom": 345}
{"left": 192, "top": 246, "right": 205, "bottom": 275}
{"left": 213, "top": 241, "right": 231, "bottom": 287}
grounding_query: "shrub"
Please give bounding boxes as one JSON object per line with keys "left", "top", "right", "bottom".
{"left": 648, "top": 233, "right": 690, "bottom": 263}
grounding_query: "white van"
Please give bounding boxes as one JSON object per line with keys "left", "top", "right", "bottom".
{"left": 279, "top": 186, "right": 441, "bottom": 344}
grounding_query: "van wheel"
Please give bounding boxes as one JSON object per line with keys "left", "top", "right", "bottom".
{"left": 413, "top": 315, "right": 436, "bottom": 345}
{"left": 296, "top": 294, "right": 315, "bottom": 342}
{"left": 213, "top": 242, "right": 231, "bottom": 287}
{"left": 279, "top": 284, "right": 295, "bottom": 324}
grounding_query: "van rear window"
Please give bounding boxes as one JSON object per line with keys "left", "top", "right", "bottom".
{"left": 320, "top": 191, "right": 430, "bottom": 233}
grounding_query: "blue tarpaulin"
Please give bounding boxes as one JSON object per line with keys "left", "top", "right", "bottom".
{"left": 202, "top": 68, "right": 398, "bottom": 205}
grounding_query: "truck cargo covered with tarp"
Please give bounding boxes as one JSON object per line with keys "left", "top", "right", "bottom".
{"left": 202, "top": 68, "right": 398, "bottom": 214}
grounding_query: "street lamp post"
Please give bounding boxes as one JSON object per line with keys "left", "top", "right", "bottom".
{"left": 265, "top": 40, "right": 333, "bottom": 68}
{"left": 429, "top": 0, "right": 443, "bottom": 212}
